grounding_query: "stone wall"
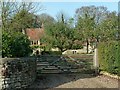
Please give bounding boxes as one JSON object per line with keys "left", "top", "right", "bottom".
{"left": 0, "top": 57, "right": 36, "bottom": 89}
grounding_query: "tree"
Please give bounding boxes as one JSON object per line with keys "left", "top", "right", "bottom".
{"left": 1, "top": 1, "right": 16, "bottom": 31}
{"left": 43, "top": 21, "right": 70, "bottom": 52}
{"left": 2, "top": 31, "right": 32, "bottom": 57}
{"left": 0, "top": 28, "right": 2, "bottom": 56}
{"left": 1, "top": 1, "right": 43, "bottom": 57}
{"left": 1, "top": 1, "right": 43, "bottom": 32}
{"left": 98, "top": 12, "right": 118, "bottom": 41}
{"left": 9, "top": 9, "right": 35, "bottom": 32}
{"left": 75, "top": 6, "right": 112, "bottom": 53}
{"left": 37, "top": 13, "right": 55, "bottom": 26}
{"left": 41, "top": 13, "right": 83, "bottom": 52}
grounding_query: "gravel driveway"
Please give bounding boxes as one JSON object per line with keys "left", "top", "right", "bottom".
{"left": 28, "top": 74, "right": 119, "bottom": 89}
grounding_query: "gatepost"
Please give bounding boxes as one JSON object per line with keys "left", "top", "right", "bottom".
{"left": 93, "top": 48, "right": 99, "bottom": 75}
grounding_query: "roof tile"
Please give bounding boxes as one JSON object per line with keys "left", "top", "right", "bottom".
{"left": 25, "top": 28, "right": 44, "bottom": 41}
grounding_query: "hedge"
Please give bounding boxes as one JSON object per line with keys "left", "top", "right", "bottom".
{"left": 98, "top": 41, "right": 120, "bottom": 75}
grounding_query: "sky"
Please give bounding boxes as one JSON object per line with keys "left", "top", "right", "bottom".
{"left": 36, "top": 2, "right": 119, "bottom": 19}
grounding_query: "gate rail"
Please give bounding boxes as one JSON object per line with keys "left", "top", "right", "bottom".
{"left": 36, "top": 54, "right": 94, "bottom": 74}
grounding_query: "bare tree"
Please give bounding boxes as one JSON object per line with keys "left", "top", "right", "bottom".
{"left": 1, "top": 0, "right": 44, "bottom": 32}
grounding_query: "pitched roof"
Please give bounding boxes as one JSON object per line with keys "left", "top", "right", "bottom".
{"left": 25, "top": 28, "right": 44, "bottom": 41}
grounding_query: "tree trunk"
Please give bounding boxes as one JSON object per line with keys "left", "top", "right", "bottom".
{"left": 59, "top": 48, "right": 63, "bottom": 52}
{"left": 59, "top": 48, "right": 67, "bottom": 53}
{"left": 86, "top": 39, "right": 89, "bottom": 54}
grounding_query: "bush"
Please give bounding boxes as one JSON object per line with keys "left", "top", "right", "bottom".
{"left": 2, "top": 31, "right": 32, "bottom": 57}
{"left": 98, "top": 41, "right": 120, "bottom": 75}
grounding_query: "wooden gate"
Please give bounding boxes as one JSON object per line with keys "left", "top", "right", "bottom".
{"left": 36, "top": 55, "right": 94, "bottom": 74}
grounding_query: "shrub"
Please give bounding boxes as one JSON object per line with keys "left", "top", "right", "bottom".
{"left": 2, "top": 31, "right": 32, "bottom": 57}
{"left": 98, "top": 41, "right": 120, "bottom": 75}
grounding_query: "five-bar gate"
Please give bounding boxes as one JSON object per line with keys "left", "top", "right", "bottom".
{"left": 36, "top": 55, "right": 94, "bottom": 74}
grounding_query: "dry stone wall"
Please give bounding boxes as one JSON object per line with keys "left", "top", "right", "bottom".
{"left": 0, "top": 57, "right": 36, "bottom": 89}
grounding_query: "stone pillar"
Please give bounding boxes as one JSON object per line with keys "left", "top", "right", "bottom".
{"left": 93, "top": 48, "right": 99, "bottom": 75}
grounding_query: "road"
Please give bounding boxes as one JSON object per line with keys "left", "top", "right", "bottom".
{"left": 28, "top": 74, "right": 119, "bottom": 89}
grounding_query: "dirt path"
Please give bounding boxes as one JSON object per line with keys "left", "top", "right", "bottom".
{"left": 28, "top": 74, "right": 119, "bottom": 89}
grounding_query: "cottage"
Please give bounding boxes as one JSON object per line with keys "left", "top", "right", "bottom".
{"left": 23, "top": 24, "right": 44, "bottom": 55}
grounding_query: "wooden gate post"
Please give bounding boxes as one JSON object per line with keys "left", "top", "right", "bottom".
{"left": 93, "top": 48, "right": 99, "bottom": 75}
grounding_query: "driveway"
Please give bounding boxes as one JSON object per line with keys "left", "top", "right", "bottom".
{"left": 28, "top": 74, "right": 119, "bottom": 89}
